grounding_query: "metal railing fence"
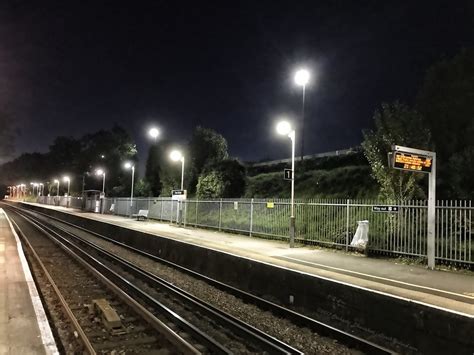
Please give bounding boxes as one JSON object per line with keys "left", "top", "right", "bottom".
{"left": 35, "top": 196, "right": 472, "bottom": 265}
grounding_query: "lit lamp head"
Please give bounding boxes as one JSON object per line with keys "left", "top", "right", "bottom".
{"left": 149, "top": 127, "right": 160, "bottom": 140}
{"left": 63, "top": 176, "right": 70, "bottom": 183}
{"left": 53, "top": 179, "right": 59, "bottom": 184}
{"left": 95, "top": 169, "right": 104, "bottom": 176}
{"left": 170, "top": 150, "right": 183, "bottom": 162}
{"left": 294, "top": 69, "right": 310, "bottom": 86}
{"left": 276, "top": 120, "right": 293, "bottom": 136}
{"left": 124, "top": 162, "right": 134, "bottom": 170}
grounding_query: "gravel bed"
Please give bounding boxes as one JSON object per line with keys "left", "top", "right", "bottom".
{"left": 54, "top": 220, "right": 359, "bottom": 354}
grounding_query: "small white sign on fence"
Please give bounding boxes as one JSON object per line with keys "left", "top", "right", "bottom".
{"left": 234, "top": 201, "right": 238, "bottom": 210}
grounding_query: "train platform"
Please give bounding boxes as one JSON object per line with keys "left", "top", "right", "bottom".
{"left": 13, "top": 201, "right": 474, "bottom": 316}
{"left": 0, "top": 208, "right": 58, "bottom": 355}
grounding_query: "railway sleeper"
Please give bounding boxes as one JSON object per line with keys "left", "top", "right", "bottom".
{"left": 92, "top": 298, "right": 127, "bottom": 335}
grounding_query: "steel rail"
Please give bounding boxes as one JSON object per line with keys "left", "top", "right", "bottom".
{"left": 10, "top": 207, "right": 233, "bottom": 354}
{"left": 9, "top": 217, "right": 97, "bottom": 355}
{"left": 7, "top": 202, "right": 394, "bottom": 354}
{"left": 46, "top": 217, "right": 302, "bottom": 354}
{"left": 7, "top": 207, "right": 201, "bottom": 355}
{"left": 12, "top": 205, "right": 301, "bottom": 354}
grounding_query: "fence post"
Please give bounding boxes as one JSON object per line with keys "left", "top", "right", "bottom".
{"left": 218, "top": 199, "right": 223, "bottom": 231}
{"left": 160, "top": 199, "right": 164, "bottom": 221}
{"left": 195, "top": 199, "right": 199, "bottom": 227}
{"left": 346, "top": 199, "right": 350, "bottom": 251}
{"left": 249, "top": 198, "right": 254, "bottom": 237}
{"left": 183, "top": 201, "right": 187, "bottom": 227}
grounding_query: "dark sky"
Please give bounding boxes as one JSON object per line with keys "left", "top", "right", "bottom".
{"left": 1, "top": 0, "right": 473, "bottom": 167}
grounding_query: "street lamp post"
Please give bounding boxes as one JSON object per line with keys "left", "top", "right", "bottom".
{"left": 170, "top": 150, "right": 185, "bottom": 226}
{"left": 124, "top": 162, "right": 135, "bottom": 208}
{"left": 63, "top": 176, "right": 70, "bottom": 196}
{"left": 276, "top": 120, "right": 296, "bottom": 248}
{"left": 53, "top": 179, "right": 60, "bottom": 197}
{"left": 95, "top": 169, "right": 106, "bottom": 195}
{"left": 39, "top": 183, "right": 44, "bottom": 197}
{"left": 169, "top": 150, "right": 185, "bottom": 190}
{"left": 53, "top": 179, "right": 60, "bottom": 206}
{"left": 294, "top": 69, "right": 310, "bottom": 161}
{"left": 63, "top": 176, "right": 71, "bottom": 207}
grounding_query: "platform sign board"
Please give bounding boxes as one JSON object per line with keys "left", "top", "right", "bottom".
{"left": 392, "top": 151, "right": 432, "bottom": 173}
{"left": 172, "top": 189, "right": 187, "bottom": 201}
{"left": 372, "top": 205, "right": 399, "bottom": 213}
{"left": 284, "top": 168, "right": 293, "bottom": 180}
{"left": 266, "top": 202, "right": 275, "bottom": 209}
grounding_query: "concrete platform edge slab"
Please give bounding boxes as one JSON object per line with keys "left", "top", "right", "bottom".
{"left": 1, "top": 209, "right": 59, "bottom": 355}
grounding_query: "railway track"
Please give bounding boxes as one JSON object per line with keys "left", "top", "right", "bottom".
{"left": 5, "top": 204, "right": 304, "bottom": 354}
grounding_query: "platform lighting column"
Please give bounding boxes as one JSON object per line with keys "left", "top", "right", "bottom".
{"left": 294, "top": 69, "right": 310, "bottom": 160}
{"left": 95, "top": 169, "right": 106, "bottom": 195}
{"left": 53, "top": 179, "right": 60, "bottom": 201}
{"left": 124, "top": 162, "right": 135, "bottom": 207}
{"left": 170, "top": 150, "right": 185, "bottom": 190}
{"left": 276, "top": 120, "right": 296, "bottom": 248}
{"left": 63, "top": 176, "right": 71, "bottom": 207}
{"left": 170, "top": 150, "right": 186, "bottom": 225}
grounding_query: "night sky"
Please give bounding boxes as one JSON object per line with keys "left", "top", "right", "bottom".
{"left": 1, "top": 1, "right": 473, "bottom": 168}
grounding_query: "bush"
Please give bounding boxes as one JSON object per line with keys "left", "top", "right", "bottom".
{"left": 197, "top": 159, "right": 247, "bottom": 198}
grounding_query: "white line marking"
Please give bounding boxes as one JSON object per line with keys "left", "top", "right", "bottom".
{"left": 1, "top": 208, "right": 59, "bottom": 355}
{"left": 279, "top": 255, "right": 474, "bottom": 302}
{"left": 24, "top": 201, "right": 474, "bottom": 318}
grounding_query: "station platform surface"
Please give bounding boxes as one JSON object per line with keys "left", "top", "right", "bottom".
{"left": 13, "top": 201, "right": 474, "bottom": 317}
{"left": 0, "top": 208, "right": 58, "bottom": 355}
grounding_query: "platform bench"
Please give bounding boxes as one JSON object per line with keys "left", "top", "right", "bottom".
{"left": 132, "top": 209, "right": 149, "bottom": 221}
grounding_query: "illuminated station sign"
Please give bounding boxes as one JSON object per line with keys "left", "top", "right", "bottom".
{"left": 392, "top": 151, "right": 433, "bottom": 173}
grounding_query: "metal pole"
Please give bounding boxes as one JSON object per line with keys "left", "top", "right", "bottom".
{"left": 346, "top": 199, "right": 350, "bottom": 251}
{"left": 427, "top": 154, "right": 436, "bottom": 269}
{"left": 289, "top": 130, "right": 296, "bottom": 248}
{"left": 249, "top": 198, "right": 254, "bottom": 236}
{"left": 218, "top": 199, "right": 223, "bottom": 231}
{"left": 56, "top": 181, "right": 59, "bottom": 198}
{"left": 180, "top": 158, "right": 185, "bottom": 190}
{"left": 102, "top": 173, "right": 106, "bottom": 194}
{"left": 300, "top": 85, "right": 306, "bottom": 161}
{"left": 130, "top": 166, "right": 135, "bottom": 207}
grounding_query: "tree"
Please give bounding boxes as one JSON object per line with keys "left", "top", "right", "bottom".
{"left": 362, "top": 102, "right": 431, "bottom": 201}
{"left": 196, "top": 171, "right": 225, "bottom": 198}
{"left": 0, "top": 109, "right": 15, "bottom": 164}
{"left": 0, "top": 125, "right": 138, "bottom": 197}
{"left": 416, "top": 49, "right": 474, "bottom": 199}
{"left": 188, "top": 126, "right": 229, "bottom": 193}
{"left": 417, "top": 49, "right": 474, "bottom": 161}
{"left": 446, "top": 146, "right": 474, "bottom": 200}
{"left": 134, "top": 178, "right": 152, "bottom": 197}
{"left": 196, "top": 159, "right": 246, "bottom": 198}
{"left": 145, "top": 144, "right": 162, "bottom": 196}
{"left": 80, "top": 125, "right": 138, "bottom": 196}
